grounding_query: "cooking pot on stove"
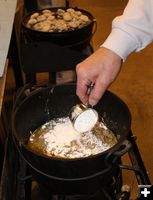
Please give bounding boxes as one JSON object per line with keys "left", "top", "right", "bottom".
{"left": 22, "top": 7, "right": 96, "bottom": 49}
{"left": 12, "top": 83, "right": 132, "bottom": 195}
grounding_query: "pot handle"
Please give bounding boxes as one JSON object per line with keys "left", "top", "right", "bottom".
{"left": 105, "top": 140, "right": 132, "bottom": 166}
{"left": 13, "top": 83, "right": 53, "bottom": 111}
{"left": 113, "top": 140, "right": 132, "bottom": 157}
{"left": 13, "top": 84, "right": 32, "bottom": 111}
{"left": 92, "top": 19, "right": 97, "bottom": 37}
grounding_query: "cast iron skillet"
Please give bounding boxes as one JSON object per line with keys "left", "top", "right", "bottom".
{"left": 12, "top": 83, "right": 132, "bottom": 194}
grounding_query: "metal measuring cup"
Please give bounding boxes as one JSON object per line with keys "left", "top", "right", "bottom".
{"left": 69, "top": 82, "right": 99, "bottom": 133}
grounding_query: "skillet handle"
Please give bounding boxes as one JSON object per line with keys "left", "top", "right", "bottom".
{"left": 105, "top": 140, "right": 132, "bottom": 166}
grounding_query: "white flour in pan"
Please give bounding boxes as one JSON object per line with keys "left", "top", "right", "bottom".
{"left": 28, "top": 117, "right": 117, "bottom": 159}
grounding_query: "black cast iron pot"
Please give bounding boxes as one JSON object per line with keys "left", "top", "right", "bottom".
{"left": 22, "top": 7, "right": 96, "bottom": 48}
{"left": 12, "top": 84, "right": 132, "bottom": 195}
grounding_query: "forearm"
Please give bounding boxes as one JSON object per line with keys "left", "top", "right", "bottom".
{"left": 101, "top": 0, "right": 153, "bottom": 61}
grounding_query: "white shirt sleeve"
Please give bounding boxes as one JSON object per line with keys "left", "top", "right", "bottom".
{"left": 101, "top": 0, "right": 153, "bottom": 61}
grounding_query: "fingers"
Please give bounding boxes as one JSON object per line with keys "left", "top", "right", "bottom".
{"left": 76, "top": 47, "right": 122, "bottom": 106}
{"left": 88, "top": 79, "right": 108, "bottom": 106}
{"left": 76, "top": 56, "right": 107, "bottom": 106}
{"left": 76, "top": 77, "right": 91, "bottom": 104}
{"left": 76, "top": 79, "right": 106, "bottom": 106}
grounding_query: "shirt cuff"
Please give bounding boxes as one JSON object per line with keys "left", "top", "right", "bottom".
{"left": 101, "top": 28, "right": 138, "bottom": 61}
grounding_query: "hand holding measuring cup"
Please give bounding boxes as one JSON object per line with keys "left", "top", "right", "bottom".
{"left": 69, "top": 83, "right": 99, "bottom": 133}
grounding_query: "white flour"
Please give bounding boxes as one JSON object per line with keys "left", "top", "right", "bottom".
{"left": 74, "top": 108, "right": 98, "bottom": 133}
{"left": 29, "top": 117, "right": 116, "bottom": 159}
